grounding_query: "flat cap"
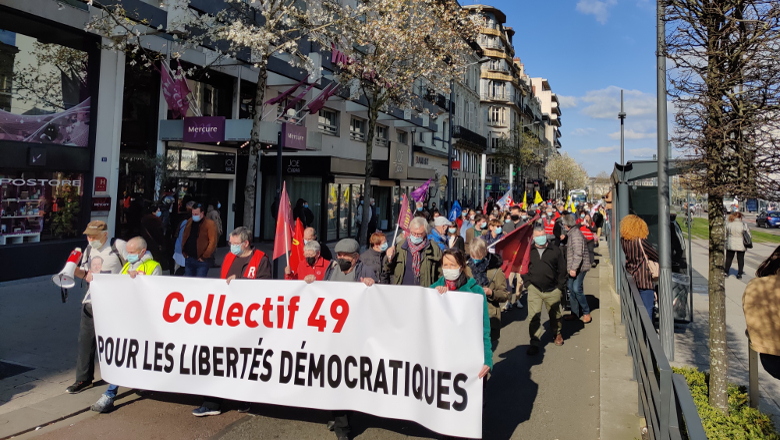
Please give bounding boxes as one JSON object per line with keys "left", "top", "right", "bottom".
{"left": 334, "top": 238, "right": 360, "bottom": 254}
{"left": 433, "top": 216, "right": 451, "bottom": 227}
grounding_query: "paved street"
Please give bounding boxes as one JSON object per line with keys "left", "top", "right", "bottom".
{"left": 1, "top": 247, "right": 603, "bottom": 440}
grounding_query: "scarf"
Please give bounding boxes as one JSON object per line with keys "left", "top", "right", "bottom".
{"left": 468, "top": 257, "right": 490, "bottom": 287}
{"left": 444, "top": 272, "right": 469, "bottom": 292}
{"left": 407, "top": 237, "right": 429, "bottom": 283}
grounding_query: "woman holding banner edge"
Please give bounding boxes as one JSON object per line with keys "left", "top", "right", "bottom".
{"left": 431, "top": 249, "right": 493, "bottom": 380}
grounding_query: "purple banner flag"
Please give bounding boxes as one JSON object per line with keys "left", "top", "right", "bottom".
{"left": 410, "top": 178, "right": 432, "bottom": 203}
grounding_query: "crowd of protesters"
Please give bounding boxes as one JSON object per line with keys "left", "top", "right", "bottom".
{"left": 65, "top": 191, "right": 608, "bottom": 440}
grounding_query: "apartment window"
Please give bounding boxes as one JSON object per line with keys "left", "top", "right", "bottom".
{"left": 277, "top": 97, "right": 306, "bottom": 118}
{"left": 318, "top": 108, "right": 339, "bottom": 135}
{"left": 350, "top": 117, "right": 366, "bottom": 141}
{"left": 489, "top": 107, "right": 505, "bottom": 125}
{"left": 419, "top": 131, "right": 425, "bottom": 143}
{"left": 397, "top": 131, "right": 408, "bottom": 145}
{"left": 375, "top": 125, "right": 388, "bottom": 146}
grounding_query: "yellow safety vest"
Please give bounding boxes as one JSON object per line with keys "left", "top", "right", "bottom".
{"left": 121, "top": 259, "right": 161, "bottom": 275}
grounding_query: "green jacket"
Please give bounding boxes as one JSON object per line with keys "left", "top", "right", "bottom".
{"left": 430, "top": 276, "right": 493, "bottom": 370}
{"left": 385, "top": 240, "right": 443, "bottom": 287}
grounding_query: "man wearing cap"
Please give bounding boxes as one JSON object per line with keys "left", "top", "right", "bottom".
{"left": 385, "top": 216, "right": 443, "bottom": 287}
{"left": 323, "top": 238, "right": 378, "bottom": 283}
{"left": 429, "top": 216, "right": 451, "bottom": 251}
{"left": 91, "top": 236, "right": 159, "bottom": 412}
{"left": 307, "top": 238, "right": 375, "bottom": 440}
{"left": 66, "top": 221, "right": 129, "bottom": 394}
{"left": 181, "top": 202, "right": 218, "bottom": 277}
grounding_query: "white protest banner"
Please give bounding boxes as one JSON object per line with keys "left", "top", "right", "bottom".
{"left": 90, "top": 276, "right": 486, "bottom": 438}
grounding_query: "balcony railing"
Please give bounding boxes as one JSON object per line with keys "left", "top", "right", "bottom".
{"left": 481, "top": 92, "right": 511, "bottom": 101}
{"left": 452, "top": 125, "right": 487, "bottom": 149}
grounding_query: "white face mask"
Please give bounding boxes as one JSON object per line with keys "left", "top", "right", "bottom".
{"left": 89, "top": 238, "right": 104, "bottom": 249}
{"left": 443, "top": 268, "right": 461, "bottom": 281}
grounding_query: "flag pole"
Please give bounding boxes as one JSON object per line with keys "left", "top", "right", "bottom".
{"left": 391, "top": 222, "right": 400, "bottom": 249}
{"left": 284, "top": 227, "right": 290, "bottom": 268}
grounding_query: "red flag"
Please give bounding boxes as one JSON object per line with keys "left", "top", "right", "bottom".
{"left": 288, "top": 219, "right": 305, "bottom": 273}
{"left": 398, "top": 194, "right": 413, "bottom": 232}
{"left": 494, "top": 215, "right": 539, "bottom": 275}
{"left": 273, "top": 182, "right": 294, "bottom": 260}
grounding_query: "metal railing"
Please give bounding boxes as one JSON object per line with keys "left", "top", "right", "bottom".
{"left": 607, "top": 226, "right": 706, "bottom": 440}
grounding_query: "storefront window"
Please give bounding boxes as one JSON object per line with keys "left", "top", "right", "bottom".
{"left": 338, "top": 185, "right": 349, "bottom": 238}
{"left": 0, "top": 171, "right": 84, "bottom": 245}
{"left": 0, "top": 29, "right": 91, "bottom": 147}
{"left": 327, "top": 183, "right": 337, "bottom": 241}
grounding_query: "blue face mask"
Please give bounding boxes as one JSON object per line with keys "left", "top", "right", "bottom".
{"left": 304, "top": 203, "right": 308, "bottom": 208}
{"left": 494, "top": 227, "right": 503, "bottom": 235}
{"left": 448, "top": 227, "right": 457, "bottom": 234}
{"left": 504, "top": 218, "right": 511, "bottom": 223}
{"left": 155, "top": 211, "right": 161, "bottom": 217}
{"left": 480, "top": 222, "right": 487, "bottom": 229}
{"left": 472, "top": 257, "right": 483, "bottom": 265}
{"left": 380, "top": 242, "right": 389, "bottom": 251}
{"left": 417, "top": 207, "right": 423, "bottom": 212}
{"left": 230, "top": 244, "right": 243, "bottom": 255}
{"left": 217, "top": 202, "right": 221, "bottom": 209}
{"left": 127, "top": 253, "right": 140, "bottom": 264}
{"left": 192, "top": 215, "right": 201, "bottom": 222}
{"left": 534, "top": 235, "right": 548, "bottom": 246}
{"left": 580, "top": 214, "right": 586, "bottom": 219}
{"left": 410, "top": 235, "right": 424, "bottom": 245}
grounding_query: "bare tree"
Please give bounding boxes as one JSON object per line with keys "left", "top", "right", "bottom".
{"left": 665, "top": 0, "right": 780, "bottom": 413}
{"left": 545, "top": 152, "right": 589, "bottom": 193}
{"left": 494, "top": 125, "right": 539, "bottom": 188}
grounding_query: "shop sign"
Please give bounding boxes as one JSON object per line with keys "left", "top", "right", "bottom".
{"left": 92, "top": 197, "right": 111, "bottom": 211}
{"left": 224, "top": 158, "right": 235, "bottom": 173}
{"left": 183, "top": 117, "right": 226, "bottom": 143}
{"left": 415, "top": 156, "right": 429, "bottom": 166}
{"left": 95, "top": 177, "right": 107, "bottom": 192}
{"left": 0, "top": 178, "right": 82, "bottom": 187}
{"left": 287, "top": 159, "right": 302, "bottom": 174}
{"left": 281, "top": 123, "right": 306, "bottom": 150}
{"left": 388, "top": 142, "right": 408, "bottom": 180}
{"left": 451, "top": 160, "right": 460, "bottom": 170}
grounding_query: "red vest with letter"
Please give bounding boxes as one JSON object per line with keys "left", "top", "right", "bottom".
{"left": 544, "top": 218, "right": 555, "bottom": 235}
{"left": 580, "top": 224, "right": 594, "bottom": 241}
{"left": 221, "top": 249, "right": 266, "bottom": 279}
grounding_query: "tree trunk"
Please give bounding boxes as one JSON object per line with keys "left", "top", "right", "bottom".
{"left": 359, "top": 103, "right": 379, "bottom": 248}
{"left": 708, "top": 190, "right": 729, "bottom": 414}
{"left": 242, "top": 61, "right": 268, "bottom": 237}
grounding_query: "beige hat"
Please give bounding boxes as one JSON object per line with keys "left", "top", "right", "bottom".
{"left": 83, "top": 220, "right": 108, "bottom": 235}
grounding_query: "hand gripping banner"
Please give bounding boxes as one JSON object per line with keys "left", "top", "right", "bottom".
{"left": 90, "top": 276, "right": 485, "bottom": 438}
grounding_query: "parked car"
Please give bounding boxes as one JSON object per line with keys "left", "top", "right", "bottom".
{"left": 755, "top": 211, "right": 780, "bottom": 228}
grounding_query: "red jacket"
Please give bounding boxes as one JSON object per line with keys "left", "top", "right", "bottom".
{"left": 285, "top": 256, "right": 330, "bottom": 280}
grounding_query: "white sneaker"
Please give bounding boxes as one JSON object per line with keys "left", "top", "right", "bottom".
{"left": 502, "top": 303, "right": 513, "bottom": 312}
{"left": 91, "top": 394, "right": 114, "bottom": 413}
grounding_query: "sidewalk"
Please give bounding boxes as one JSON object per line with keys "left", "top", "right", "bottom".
{"left": 672, "top": 239, "right": 780, "bottom": 427}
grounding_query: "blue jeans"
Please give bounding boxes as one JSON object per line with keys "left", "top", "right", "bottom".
{"left": 105, "top": 384, "right": 119, "bottom": 399}
{"left": 567, "top": 271, "right": 590, "bottom": 317}
{"left": 184, "top": 257, "right": 211, "bottom": 278}
{"left": 638, "top": 289, "right": 655, "bottom": 319}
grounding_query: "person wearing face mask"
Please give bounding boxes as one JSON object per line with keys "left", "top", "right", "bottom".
{"left": 303, "top": 227, "right": 333, "bottom": 261}
{"left": 446, "top": 220, "right": 465, "bottom": 252}
{"left": 360, "top": 232, "right": 391, "bottom": 284}
{"left": 385, "top": 216, "right": 443, "bottom": 287}
{"left": 580, "top": 212, "right": 597, "bottom": 268}
{"left": 431, "top": 249, "right": 492, "bottom": 380}
{"left": 191, "top": 227, "right": 269, "bottom": 417}
{"left": 206, "top": 200, "right": 224, "bottom": 243}
{"left": 484, "top": 219, "right": 504, "bottom": 249}
{"left": 466, "top": 214, "right": 487, "bottom": 253}
{"left": 172, "top": 200, "right": 195, "bottom": 276}
{"left": 523, "top": 227, "right": 568, "bottom": 355}
{"left": 293, "top": 198, "right": 315, "bottom": 228}
{"left": 503, "top": 205, "right": 523, "bottom": 234}
{"left": 181, "top": 202, "right": 218, "bottom": 278}
{"left": 140, "top": 204, "right": 170, "bottom": 273}
{"left": 468, "top": 239, "right": 508, "bottom": 350}
{"left": 90, "top": 236, "right": 159, "bottom": 413}
{"left": 460, "top": 209, "right": 475, "bottom": 241}
{"left": 543, "top": 208, "right": 556, "bottom": 241}
{"left": 66, "top": 221, "right": 129, "bottom": 395}
{"left": 429, "top": 216, "right": 451, "bottom": 251}
{"left": 285, "top": 240, "right": 330, "bottom": 281}
{"left": 414, "top": 200, "right": 430, "bottom": 222}
{"left": 562, "top": 214, "right": 592, "bottom": 324}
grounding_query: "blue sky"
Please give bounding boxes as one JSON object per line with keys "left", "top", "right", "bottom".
{"left": 474, "top": 0, "right": 670, "bottom": 175}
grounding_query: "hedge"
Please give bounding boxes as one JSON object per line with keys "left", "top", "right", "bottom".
{"left": 673, "top": 366, "right": 779, "bottom": 439}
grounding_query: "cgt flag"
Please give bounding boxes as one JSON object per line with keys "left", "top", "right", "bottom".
{"left": 398, "top": 194, "right": 413, "bottom": 232}
{"left": 448, "top": 200, "right": 462, "bottom": 222}
{"left": 493, "top": 215, "right": 538, "bottom": 275}
{"left": 288, "top": 219, "right": 305, "bottom": 274}
{"left": 410, "top": 179, "right": 431, "bottom": 203}
{"left": 273, "top": 182, "right": 294, "bottom": 261}
{"left": 534, "top": 191, "right": 543, "bottom": 205}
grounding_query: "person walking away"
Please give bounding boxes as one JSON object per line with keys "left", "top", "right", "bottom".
{"left": 140, "top": 204, "right": 169, "bottom": 273}
{"left": 430, "top": 249, "right": 492, "bottom": 379}
{"left": 367, "top": 198, "right": 378, "bottom": 237}
{"left": 562, "top": 214, "right": 592, "bottom": 324}
{"left": 172, "top": 201, "right": 194, "bottom": 275}
{"left": 304, "top": 227, "right": 333, "bottom": 261}
{"left": 360, "top": 232, "right": 390, "bottom": 283}
{"left": 620, "top": 214, "right": 658, "bottom": 318}
{"left": 725, "top": 211, "right": 750, "bottom": 279}
{"left": 285, "top": 240, "right": 330, "bottom": 281}
{"left": 193, "top": 226, "right": 269, "bottom": 416}
{"left": 206, "top": 201, "right": 224, "bottom": 241}
{"left": 429, "top": 216, "right": 451, "bottom": 251}
{"left": 91, "top": 237, "right": 160, "bottom": 412}
{"left": 181, "top": 202, "right": 218, "bottom": 277}
{"left": 446, "top": 221, "right": 465, "bottom": 252}
{"left": 293, "top": 198, "right": 315, "bottom": 228}
{"left": 580, "top": 212, "right": 597, "bottom": 268}
{"left": 66, "top": 221, "right": 128, "bottom": 394}
{"left": 523, "top": 227, "right": 567, "bottom": 355}
{"left": 385, "top": 216, "right": 442, "bottom": 287}
{"left": 468, "top": 239, "right": 508, "bottom": 351}
{"left": 743, "top": 245, "right": 780, "bottom": 379}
